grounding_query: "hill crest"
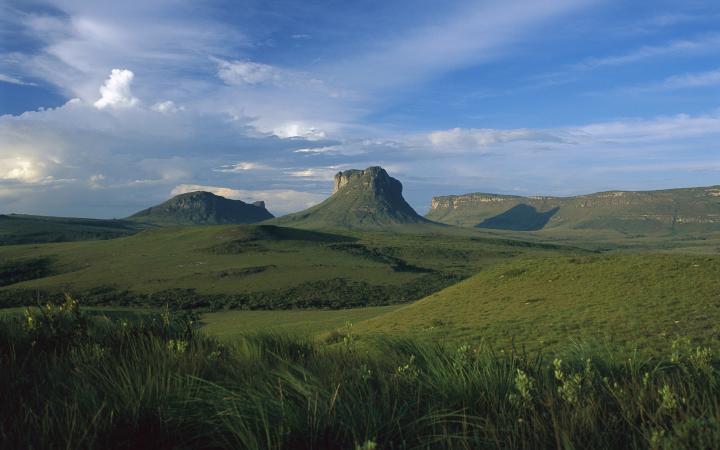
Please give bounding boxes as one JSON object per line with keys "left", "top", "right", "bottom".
{"left": 128, "top": 191, "right": 274, "bottom": 226}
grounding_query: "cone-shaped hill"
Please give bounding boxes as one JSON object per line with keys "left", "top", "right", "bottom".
{"left": 271, "top": 166, "right": 433, "bottom": 229}
{"left": 128, "top": 191, "right": 273, "bottom": 226}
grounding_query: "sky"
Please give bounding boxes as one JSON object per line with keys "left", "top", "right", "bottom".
{"left": 0, "top": 0, "right": 719, "bottom": 218}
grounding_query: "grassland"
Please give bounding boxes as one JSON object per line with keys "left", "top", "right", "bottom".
{"left": 2, "top": 301, "right": 719, "bottom": 449}
{"left": 0, "top": 223, "right": 569, "bottom": 309}
{"left": 201, "top": 305, "right": 401, "bottom": 339}
{"left": 355, "top": 253, "right": 720, "bottom": 354}
{"left": 0, "top": 213, "right": 142, "bottom": 245}
{"left": 0, "top": 305, "right": 397, "bottom": 339}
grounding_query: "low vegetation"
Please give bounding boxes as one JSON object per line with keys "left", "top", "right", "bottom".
{"left": 0, "top": 214, "right": 141, "bottom": 245}
{"left": 0, "top": 224, "right": 566, "bottom": 309}
{"left": 357, "top": 253, "right": 720, "bottom": 354}
{"left": 2, "top": 297, "right": 720, "bottom": 449}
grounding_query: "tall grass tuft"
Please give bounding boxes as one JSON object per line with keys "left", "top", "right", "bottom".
{"left": 1, "top": 299, "right": 719, "bottom": 449}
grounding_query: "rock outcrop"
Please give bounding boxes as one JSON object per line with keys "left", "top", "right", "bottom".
{"left": 272, "top": 166, "right": 432, "bottom": 229}
{"left": 426, "top": 186, "right": 720, "bottom": 233}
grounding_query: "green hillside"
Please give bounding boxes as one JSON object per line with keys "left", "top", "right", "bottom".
{"left": 427, "top": 186, "right": 720, "bottom": 235}
{"left": 0, "top": 214, "right": 142, "bottom": 245}
{"left": 129, "top": 191, "right": 273, "bottom": 225}
{"left": 272, "top": 166, "right": 434, "bottom": 229}
{"left": 0, "top": 224, "right": 567, "bottom": 309}
{"left": 355, "top": 253, "right": 720, "bottom": 353}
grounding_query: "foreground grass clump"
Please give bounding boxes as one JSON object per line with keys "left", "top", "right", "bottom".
{"left": 2, "top": 299, "right": 720, "bottom": 449}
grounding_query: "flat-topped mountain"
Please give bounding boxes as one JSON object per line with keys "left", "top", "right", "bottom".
{"left": 272, "top": 166, "right": 432, "bottom": 229}
{"left": 426, "top": 186, "right": 720, "bottom": 234}
{"left": 128, "top": 191, "right": 274, "bottom": 226}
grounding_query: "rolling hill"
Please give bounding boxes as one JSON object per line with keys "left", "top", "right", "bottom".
{"left": 129, "top": 191, "right": 273, "bottom": 226}
{"left": 427, "top": 186, "right": 720, "bottom": 235}
{"left": 355, "top": 253, "right": 720, "bottom": 353}
{"left": 0, "top": 214, "right": 142, "bottom": 246}
{"left": 0, "top": 223, "right": 567, "bottom": 309}
{"left": 271, "top": 166, "right": 434, "bottom": 229}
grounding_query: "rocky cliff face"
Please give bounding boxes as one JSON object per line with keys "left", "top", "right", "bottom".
{"left": 128, "top": 191, "right": 274, "bottom": 225}
{"left": 272, "top": 166, "right": 433, "bottom": 229}
{"left": 331, "top": 167, "right": 404, "bottom": 197}
{"left": 427, "top": 186, "right": 720, "bottom": 232}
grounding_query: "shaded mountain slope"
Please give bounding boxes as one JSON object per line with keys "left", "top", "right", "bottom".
{"left": 129, "top": 191, "right": 273, "bottom": 226}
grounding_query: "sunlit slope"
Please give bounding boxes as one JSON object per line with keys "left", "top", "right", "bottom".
{"left": 356, "top": 253, "right": 720, "bottom": 352}
{"left": 0, "top": 224, "right": 566, "bottom": 308}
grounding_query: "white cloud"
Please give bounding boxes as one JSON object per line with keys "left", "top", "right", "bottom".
{"left": 0, "top": 73, "right": 35, "bottom": 86}
{"left": 616, "top": 68, "right": 720, "bottom": 94}
{"left": 322, "top": 0, "right": 592, "bottom": 93}
{"left": 575, "top": 34, "right": 720, "bottom": 70}
{"left": 577, "top": 113, "right": 720, "bottom": 143}
{"left": 93, "top": 69, "right": 139, "bottom": 109}
{"left": 286, "top": 167, "right": 341, "bottom": 181}
{"left": 661, "top": 69, "right": 720, "bottom": 89}
{"left": 217, "top": 60, "right": 280, "bottom": 85}
{"left": 0, "top": 158, "right": 46, "bottom": 183}
{"left": 294, "top": 147, "right": 336, "bottom": 154}
{"left": 88, "top": 173, "right": 106, "bottom": 188}
{"left": 152, "top": 100, "right": 182, "bottom": 113}
{"left": 428, "top": 128, "right": 566, "bottom": 151}
{"left": 215, "top": 162, "right": 269, "bottom": 172}
{"left": 171, "top": 184, "right": 326, "bottom": 214}
{"left": 273, "top": 122, "right": 327, "bottom": 139}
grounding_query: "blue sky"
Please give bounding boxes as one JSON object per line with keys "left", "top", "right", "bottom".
{"left": 1, "top": 0, "right": 719, "bottom": 217}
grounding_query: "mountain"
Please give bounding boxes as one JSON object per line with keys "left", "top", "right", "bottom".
{"left": 426, "top": 186, "right": 720, "bottom": 234}
{"left": 128, "top": 191, "right": 274, "bottom": 226}
{"left": 271, "top": 166, "right": 433, "bottom": 229}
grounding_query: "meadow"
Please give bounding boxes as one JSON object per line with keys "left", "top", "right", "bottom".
{"left": 2, "top": 222, "right": 720, "bottom": 449}
{"left": 356, "top": 253, "right": 720, "bottom": 354}
{"left": 0, "top": 224, "right": 570, "bottom": 309}
{"left": 2, "top": 298, "right": 718, "bottom": 450}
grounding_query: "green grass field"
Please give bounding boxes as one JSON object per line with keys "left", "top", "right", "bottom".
{"left": 0, "top": 223, "right": 571, "bottom": 309}
{"left": 355, "top": 253, "right": 720, "bottom": 354}
{"left": 200, "top": 305, "right": 402, "bottom": 339}
{"left": 0, "top": 214, "right": 143, "bottom": 245}
{"left": 0, "top": 305, "right": 396, "bottom": 339}
{"left": 2, "top": 302, "right": 719, "bottom": 449}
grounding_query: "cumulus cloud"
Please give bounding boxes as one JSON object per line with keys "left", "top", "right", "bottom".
{"left": 93, "top": 69, "right": 139, "bottom": 109}
{"left": 171, "top": 184, "right": 326, "bottom": 215}
{"left": 152, "top": 100, "right": 182, "bottom": 113}
{"left": 0, "top": 158, "right": 47, "bottom": 183}
{"left": 0, "top": 71, "right": 336, "bottom": 217}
